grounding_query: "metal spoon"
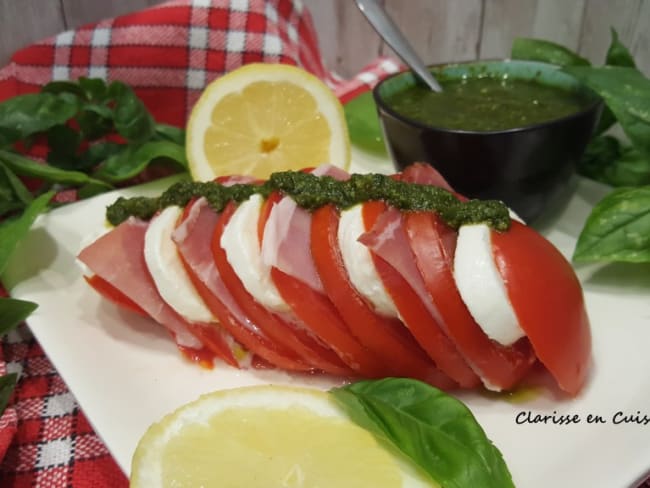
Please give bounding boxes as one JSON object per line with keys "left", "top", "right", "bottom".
{"left": 355, "top": 0, "right": 442, "bottom": 92}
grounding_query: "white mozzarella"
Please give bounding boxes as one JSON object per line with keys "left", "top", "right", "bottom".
{"left": 144, "top": 206, "right": 214, "bottom": 323}
{"left": 453, "top": 223, "right": 525, "bottom": 346}
{"left": 220, "top": 194, "right": 289, "bottom": 312}
{"left": 338, "top": 205, "right": 399, "bottom": 318}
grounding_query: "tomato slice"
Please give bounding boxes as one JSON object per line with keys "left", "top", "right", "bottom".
{"left": 212, "top": 201, "right": 352, "bottom": 376}
{"left": 361, "top": 201, "right": 480, "bottom": 388}
{"left": 405, "top": 211, "right": 536, "bottom": 390}
{"left": 177, "top": 198, "right": 312, "bottom": 373}
{"left": 491, "top": 221, "right": 591, "bottom": 395}
{"left": 260, "top": 192, "right": 387, "bottom": 378}
{"left": 310, "top": 204, "right": 456, "bottom": 389}
{"left": 84, "top": 274, "right": 149, "bottom": 317}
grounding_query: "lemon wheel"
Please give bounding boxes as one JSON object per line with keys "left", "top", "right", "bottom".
{"left": 186, "top": 63, "right": 351, "bottom": 180}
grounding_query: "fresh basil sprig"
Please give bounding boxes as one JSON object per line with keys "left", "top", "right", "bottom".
{"left": 511, "top": 30, "right": 650, "bottom": 264}
{"left": 574, "top": 186, "right": 650, "bottom": 263}
{"left": 331, "top": 378, "right": 514, "bottom": 488}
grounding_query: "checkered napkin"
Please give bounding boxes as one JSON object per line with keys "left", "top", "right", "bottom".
{"left": 0, "top": 0, "right": 402, "bottom": 486}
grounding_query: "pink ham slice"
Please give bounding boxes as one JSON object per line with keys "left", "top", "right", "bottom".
{"left": 261, "top": 165, "right": 349, "bottom": 291}
{"left": 77, "top": 217, "right": 203, "bottom": 350}
{"left": 173, "top": 197, "right": 313, "bottom": 373}
{"left": 359, "top": 204, "right": 480, "bottom": 387}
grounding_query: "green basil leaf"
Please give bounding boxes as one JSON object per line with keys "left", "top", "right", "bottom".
{"left": 154, "top": 124, "right": 186, "bottom": 145}
{"left": 605, "top": 28, "right": 636, "bottom": 68}
{"left": 578, "top": 135, "right": 622, "bottom": 182}
{"left": 46, "top": 125, "right": 81, "bottom": 170}
{"left": 0, "top": 149, "right": 112, "bottom": 190}
{"left": 0, "top": 93, "right": 80, "bottom": 142}
{"left": 0, "top": 162, "right": 33, "bottom": 206}
{"left": 602, "top": 146, "right": 650, "bottom": 187}
{"left": 0, "top": 373, "right": 17, "bottom": 416}
{"left": 344, "top": 92, "right": 387, "bottom": 155}
{"left": 564, "top": 66, "right": 650, "bottom": 161}
{"left": 0, "top": 297, "right": 37, "bottom": 336}
{"left": 511, "top": 38, "right": 590, "bottom": 67}
{"left": 574, "top": 186, "right": 650, "bottom": 263}
{"left": 93, "top": 141, "right": 187, "bottom": 183}
{"left": 42, "top": 80, "right": 86, "bottom": 98}
{"left": 79, "top": 141, "right": 123, "bottom": 169}
{"left": 78, "top": 77, "right": 108, "bottom": 102}
{"left": 77, "top": 106, "right": 113, "bottom": 141}
{"left": 331, "top": 378, "right": 514, "bottom": 488}
{"left": 0, "top": 190, "right": 54, "bottom": 274}
{"left": 108, "top": 81, "right": 155, "bottom": 143}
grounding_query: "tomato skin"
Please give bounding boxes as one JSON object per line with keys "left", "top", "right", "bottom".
{"left": 260, "top": 193, "right": 387, "bottom": 377}
{"left": 84, "top": 274, "right": 149, "bottom": 317}
{"left": 212, "top": 201, "right": 352, "bottom": 376}
{"left": 491, "top": 221, "right": 591, "bottom": 395}
{"left": 361, "top": 201, "right": 480, "bottom": 388}
{"left": 405, "top": 211, "right": 536, "bottom": 391}
{"left": 310, "top": 204, "right": 456, "bottom": 389}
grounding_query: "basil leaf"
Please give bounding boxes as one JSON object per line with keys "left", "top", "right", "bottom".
{"left": 574, "top": 186, "right": 650, "bottom": 263}
{"left": 0, "top": 92, "right": 80, "bottom": 142}
{"left": 344, "top": 92, "right": 387, "bottom": 155}
{"left": 0, "top": 297, "right": 37, "bottom": 336}
{"left": 511, "top": 38, "right": 590, "bottom": 67}
{"left": 593, "top": 29, "right": 637, "bottom": 135}
{"left": 331, "top": 378, "right": 514, "bottom": 488}
{"left": 564, "top": 66, "right": 650, "bottom": 161}
{"left": 79, "top": 141, "right": 123, "bottom": 169}
{"left": 605, "top": 28, "right": 636, "bottom": 68}
{"left": 47, "top": 125, "right": 81, "bottom": 170}
{"left": 154, "top": 124, "right": 186, "bottom": 145}
{"left": 0, "top": 149, "right": 112, "bottom": 190}
{"left": 77, "top": 106, "right": 113, "bottom": 141}
{"left": 601, "top": 146, "right": 650, "bottom": 187}
{"left": 0, "top": 162, "right": 33, "bottom": 206}
{"left": 42, "top": 80, "right": 86, "bottom": 98}
{"left": 108, "top": 81, "right": 155, "bottom": 143}
{"left": 93, "top": 141, "right": 187, "bottom": 183}
{"left": 0, "top": 190, "right": 54, "bottom": 274}
{"left": 78, "top": 77, "right": 108, "bottom": 102}
{"left": 0, "top": 373, "right": 17, "bottom": 416}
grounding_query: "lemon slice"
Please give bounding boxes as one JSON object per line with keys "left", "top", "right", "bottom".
{"left": 130, "top": 385, "right": 433, "bottom": 487}
{"left": 187, "top": 63, "right": 351, "bottom": 180}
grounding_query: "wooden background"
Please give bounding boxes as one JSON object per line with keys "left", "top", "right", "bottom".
{"left": 0, "top": 0, "right": 648, "bottom": 77}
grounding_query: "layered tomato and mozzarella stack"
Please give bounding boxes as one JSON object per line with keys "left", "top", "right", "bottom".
{"left": 77, "top": 164, "right": 591, "bottom": 395}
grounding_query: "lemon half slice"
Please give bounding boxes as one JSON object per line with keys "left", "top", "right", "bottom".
{"left": 187, "top": 64, "right": 350, "bottom": 180}
{"left": 130, "top": 385, "right": 433, "bottom": 487}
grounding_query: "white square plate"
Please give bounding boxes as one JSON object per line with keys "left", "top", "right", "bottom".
{"left": 4, "top": 149, "right": 650, "bottom": 488}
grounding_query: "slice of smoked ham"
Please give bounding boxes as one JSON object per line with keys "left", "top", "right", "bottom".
{"left": 359, "top": 201, "right": 480, "bottom": 388}
{"left": 310, "top": 203, "right": 457, "bottom": 389}
{"left": 260, "top": 192, "right": 387, "bottom": 378}
{"left": 213, "top": 201, "right": 353, "bottom": 376}
{"left": 173, "top": 197, "right": 313, "bottom": 373}
{"left": 77, "top": 217, "right": 202, "bottom": 350}
{"left": 261, "top": 164, "right": 349, "bottom": 292}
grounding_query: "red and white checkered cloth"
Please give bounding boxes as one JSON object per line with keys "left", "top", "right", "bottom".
{"left": 0, "top": 1, "right": 402, "bottom": 486}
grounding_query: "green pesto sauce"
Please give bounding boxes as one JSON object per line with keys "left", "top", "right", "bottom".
{"left": 385, "top": 76, "right": 591, "bottom": 131}
{"left": 105, "top": 171, "right": 511, "bottom": 231}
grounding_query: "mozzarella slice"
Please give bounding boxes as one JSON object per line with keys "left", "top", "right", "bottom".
{"left": 144, "top": 206, "right": 214, "bottom": 323}
{"left": 220, "top": 194, "right": 289, "bottom": 312}
{"left": 338, "top": 205, "right": 399, "bottom": 318}
{"left": 453, "top": 223, "right": 525, "bottom": 346}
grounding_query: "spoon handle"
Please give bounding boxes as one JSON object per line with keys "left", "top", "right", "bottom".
{"left": 355, "top": 0, "right": 442, "bottom": 92}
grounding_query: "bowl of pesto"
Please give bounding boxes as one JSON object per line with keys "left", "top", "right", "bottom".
{"left": 373, "top": 60, "right": 603, "bottom": 222}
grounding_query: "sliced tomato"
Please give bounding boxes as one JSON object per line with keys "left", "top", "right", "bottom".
{"left": 405, "top": 211, "right": 536, "bottom": 390}
{"left": 491, "top": 221, "right": 591, "bottom": 395}
{"left": 212, "top": 201, "right": 352, "bottom": 376}
{"left": 84, "top": 274, "right": 149, "bottom": 317}
{"left": 361, "top": 201, "right": 480, "bottom": 388}
{"left": 310, "top": 204, "right": 456, "bottom": 389}
{"left": 176, "top": 198, "right": 312, "bottom": 373}
{"left": 260, "top": 192, "right": 387, "bottom": 378}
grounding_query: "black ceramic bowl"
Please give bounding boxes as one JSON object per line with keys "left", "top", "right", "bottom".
{"left": 373, "top": 60, "right": 603, "bottom": 222}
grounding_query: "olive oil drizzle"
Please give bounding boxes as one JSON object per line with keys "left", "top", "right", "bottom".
{"left": 106, "top": 171, "right": 511, "bottom": 231}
